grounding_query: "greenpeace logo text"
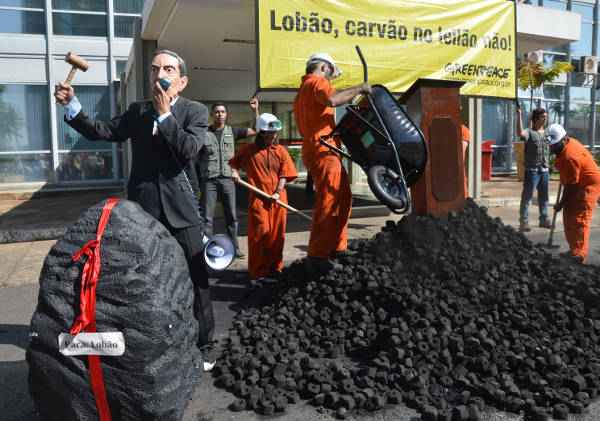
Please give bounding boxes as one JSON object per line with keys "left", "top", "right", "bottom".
{"left": 445, "top": 63, "right": 512, "bottom": 80}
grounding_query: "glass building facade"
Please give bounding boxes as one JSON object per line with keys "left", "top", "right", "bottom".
{"left": 489, "top": 0, "right": 599, "bottom": 173}
{"left": 2, "top": 0, "right": 595, "bottom": 187}
{"left": 0, "top": 0, "right": 143, "bottom": 187}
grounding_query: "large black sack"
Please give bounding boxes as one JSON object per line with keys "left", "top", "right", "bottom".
{"left": 27, "top": 199, "right": 202, "bottom": 421}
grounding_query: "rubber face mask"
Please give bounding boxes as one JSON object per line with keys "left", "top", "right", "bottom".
{"left": 324, "top": 64, "right": 340, "bottom": 81}
{"left": 159, "top": 78, "right": 171, "bottom": 91}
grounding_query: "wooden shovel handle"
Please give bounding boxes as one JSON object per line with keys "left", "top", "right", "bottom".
{"left": 235, "top": 178, "right": 312, "bottom": 222}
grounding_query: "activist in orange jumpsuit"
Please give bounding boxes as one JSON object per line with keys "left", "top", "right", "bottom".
{"left": 547, "top": 123, "right": 600, "bottom": 263}
{"left": 293, "top": 52, "right": 371, "bottom": 264}
{"left": 230, "top": 113, "right": 298, "bottom": 284}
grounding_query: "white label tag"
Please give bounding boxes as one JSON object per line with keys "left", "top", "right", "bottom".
{"left": 58, "top": 332, "right": 125, "bottom": 356}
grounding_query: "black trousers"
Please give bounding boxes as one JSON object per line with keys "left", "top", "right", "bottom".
{"left": 201, "top": 177, "right": 240, "bottom": 252}
{"left": 160, "top": 216, "right": 214, "bottom": 348}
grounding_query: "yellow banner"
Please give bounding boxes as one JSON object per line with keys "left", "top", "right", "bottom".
{"left": 257, "top": 0, "right": 516, "bottom": 98}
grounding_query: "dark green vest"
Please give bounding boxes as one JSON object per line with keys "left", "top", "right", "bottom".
{"left": 199, "top": 125, "right": 235, "bottom": 179}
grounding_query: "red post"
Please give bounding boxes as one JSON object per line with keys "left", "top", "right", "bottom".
{"left": 481, "top": 140, "right": 495, "bottom": 181}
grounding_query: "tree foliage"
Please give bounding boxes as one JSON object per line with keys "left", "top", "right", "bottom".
{"left": 518, "top": 61, "right": 574, "bottom": 91}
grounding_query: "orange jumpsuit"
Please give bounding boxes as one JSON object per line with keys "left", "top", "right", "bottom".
{"left": 555, "top": 137, "right": 600, "bottom": 261}
{"left": 461, "top": 124, "right": 471, "bottom": 198}
{"left": 293, "top": 73, "right": 353, "bottom": 259}
{"left": 229, "top": 143, "right": 297, "bottom": 280}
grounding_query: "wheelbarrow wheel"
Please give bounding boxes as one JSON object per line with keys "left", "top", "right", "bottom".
{"left": 367, "top": 165, "right": 407, "bottom": 210}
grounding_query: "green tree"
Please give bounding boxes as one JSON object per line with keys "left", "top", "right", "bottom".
{"left": 518, "top": 60, "right": 574, "bottom": 110}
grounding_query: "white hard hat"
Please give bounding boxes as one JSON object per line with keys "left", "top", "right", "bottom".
{"left": 307, "top": 52, "right": 342, "bottom": 79}
{"left": 546, "top": 123, "right": 567, "bottom": 145}
{"left": 256, "top": 113, "right": 282, "bottom": 132}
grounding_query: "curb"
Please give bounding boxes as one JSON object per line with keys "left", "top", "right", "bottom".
{"left": 0, "top": 226, "right": 66, "bottom": 244}
{"left": 0, "top": 186, "right": 123, "bottom": 201}
{"left": 0, "top": 204, "right": 392, "bottom": 244}
{"left": 475, "top": 195, "right": 561, "bottom": 208}
{"left": 350, "top": 205, "right": 392, "bottom": 219}
{"left": 476, "top": 198, "right": 521, "bottom": 208}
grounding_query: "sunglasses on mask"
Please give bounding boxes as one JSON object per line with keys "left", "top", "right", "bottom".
{"left": 265, "top": 120, "right": 282, "bottom": 131}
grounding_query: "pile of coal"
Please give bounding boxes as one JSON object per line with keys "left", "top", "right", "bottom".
{"left": 216, "top": 200, "right": 600, "bottom": 420}
{"left": 27, "top": 199, "right": 201, "bottom": 421}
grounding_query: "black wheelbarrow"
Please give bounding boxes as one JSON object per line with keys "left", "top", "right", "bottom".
{"left": 320, "top": 46, "right": 427, "bottom": 214}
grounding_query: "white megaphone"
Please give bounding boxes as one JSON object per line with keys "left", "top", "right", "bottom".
{"left": 202, "top": 234, "right": 235, "bottom": 271}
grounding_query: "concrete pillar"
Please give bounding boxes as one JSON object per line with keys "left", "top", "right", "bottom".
{"left": 141, "top": 40, "right": 158, "bottom": 100}
{"left": 467, "top": 97, "right": 476, "bottom": 197}
{"left": 45, "top": 0, "right": 58, "bottom": 183}
{"left": 507, "top": 101, "right": 515, "bottom": 172}
{"left": 564, "top": 0, "right": 573, "bottom": 130}
{"left": 473, "top": 98, "right": 483, "bottom": 199}
{"left": 122, "top": 20, "right": 157, "bottom": 178}
{"left": 108, "top": 0, "right": 120, "bottom": 181}
{"left": 590, "top": 0, "right": 599, "bottom": 149}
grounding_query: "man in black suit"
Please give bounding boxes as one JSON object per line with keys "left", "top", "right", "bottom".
{"left": 54, "top": 49, "right": 216, "bottom": 370}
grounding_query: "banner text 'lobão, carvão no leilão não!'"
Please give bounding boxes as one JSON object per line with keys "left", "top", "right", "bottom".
{"left": 257, "top": 0, "right": 516, "bottom": 99}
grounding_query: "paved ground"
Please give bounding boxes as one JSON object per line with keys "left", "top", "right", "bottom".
{"left": 0, "top": 176, "right": 561, "bottom": 244}
{"left": 2, "top": 177, "right": 600, "bottom": 420}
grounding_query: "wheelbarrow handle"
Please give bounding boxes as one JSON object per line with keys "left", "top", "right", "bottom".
{"left": 355, "top": 45, "right": 367, "bottom": 83}
{"left": 319, "top": 136, "right": 353, "bottom": 161}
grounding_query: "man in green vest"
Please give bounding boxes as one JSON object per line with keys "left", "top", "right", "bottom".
{"left": 196, "top": 98, "right": 259, "bottom": 258}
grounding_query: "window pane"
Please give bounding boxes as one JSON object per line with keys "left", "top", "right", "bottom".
{"left": 0, "top": 0, "right": 43, "bottom": 7}
{"left": 571, "top": 22, "right": 593, "bottom": 57}
{"left": 570, "top": 85, "right": 591, "bottom": 102}
{"left": 572, "top": 2, "right": 593, "bottom": 21}
{"left": 491, "top": 145, "right": 512, "bottom": 172}
{"left": 0, "top": 85, "right": 50, "bottom": 152}
{"left": 544, "top": 0, "right": 565, "bottom": 11}
{"left": 595, "top": 109, "right": 600, "bottom": 147}
{"left": 567, "top": 103, "right": 592, "bottom": 145}
{"left": 52, "top": 0, "right": 105, "bottom": 12}
{"left": 53, "top": 12, "right": 107, "bottom": 36}
{"left": 543, "top": 85, "right": 565, "bottom": 101}
{"left": 114, "top": 15, "right": 138, "bottom": 38}
{"left": 482, "top": 98, "right": 514, "bottom": 171}
{"left": 483, "top": 98, "right": 512, "bottom": 146}
{"left": 57, "top": 86, "right": 111, "bottom": 150}
{"left": 114, "top": 0, "right": 143, "bottom": 14}
{"left": 117, "top": 144, "right": 124, "bottom": 179}
{"left": 116, "top": 60, "right": 127, "bottom": 78}
{"left": 543, "top": 51, "right": 567, "bottom": 67}
{"left": 0, "top": 10, "right": 45, "bottom": 34}
{"left": 545, "top": 43, "right": 569, "bottom": 54}
{"left": 58, "top": 151, "right": 113, "bottom": 181}
{"left": 0, "top": 153, "right": 51, "bottom": 183}
{"left": 287, "top": 144, "right": 305, "bottom": 174}
{"left": 544, "top": 101, "right": 565, "bottom": 126}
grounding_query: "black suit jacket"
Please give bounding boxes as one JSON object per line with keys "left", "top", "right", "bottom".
{"left": 67, "top": 97, "right": 208, "bottom": 229}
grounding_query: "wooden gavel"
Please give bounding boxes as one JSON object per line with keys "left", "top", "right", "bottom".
{"left": 64, "top": 52, "right": 89, "bottom": 84}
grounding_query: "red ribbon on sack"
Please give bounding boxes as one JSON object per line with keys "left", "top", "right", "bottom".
{"left": 70, "top": 197, "right": 119, "bottom": 421}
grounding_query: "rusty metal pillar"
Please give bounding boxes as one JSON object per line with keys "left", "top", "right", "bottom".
{"left": 401, "top": 79, "right": 467, "bottom": 216}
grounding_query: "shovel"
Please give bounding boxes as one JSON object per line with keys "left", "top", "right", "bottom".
{"left": 235, "top": 178, "right": 312, "bottom": 222}
{"left": 544, "top": 183, "right": 563, "bottom": 249}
